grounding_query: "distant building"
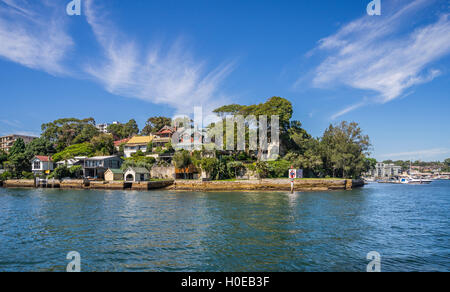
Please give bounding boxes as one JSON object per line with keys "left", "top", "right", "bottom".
{"left": 96, "top": 123, "right": 110, "bottom": 133}
{"left": 0, "top": 134, "right": 36, "bottom": 153}
{"left": 366, "top": 163, "right": 402, "bottom": 178}
{"left": 96, "top": 121, "right": 119, "bottom": 134}
{"left": 83, "top": 156, "right": 122, "bottom": 179}
{"left": 31, "top": 156, "right": 54, "bottom": 175}
{"left": 124, "top": 136, "right": 154, "bottom": 158}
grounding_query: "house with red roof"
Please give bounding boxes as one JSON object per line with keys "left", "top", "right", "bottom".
{"left": 114, "top": 138, "right": 131, "bottom": 151}
{"left": 31, "top": 156, "right": 54, "bottom": 175}
{"left": 153, "top": 126, "right": 177, "bottom": 149}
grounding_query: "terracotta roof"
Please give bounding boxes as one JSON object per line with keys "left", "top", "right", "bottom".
{"left": 35, "top": 155, "right": 52, "bottom": 162}
{"left": 158, "top": 130, "right": 173, "bottom": 134}
{"left": 126, "top": 136, "right": 154, "bottom": 145}
{"left": 157, "top": 126, "right": 175, "bottom": 134}
{"left": 114, "top": 138, "right": 130, "bottom": 146}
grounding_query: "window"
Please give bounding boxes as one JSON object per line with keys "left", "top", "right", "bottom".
{"left": 33, "top": 161, "right": 41, "bottom": 170}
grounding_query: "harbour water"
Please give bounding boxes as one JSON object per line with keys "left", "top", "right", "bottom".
{"left": 0, "top": 181, "right": 449, "bottom": 272}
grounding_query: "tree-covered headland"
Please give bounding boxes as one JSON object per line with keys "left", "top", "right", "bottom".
{"left": 3, "top": 96, "right": 445, "bottom": 181}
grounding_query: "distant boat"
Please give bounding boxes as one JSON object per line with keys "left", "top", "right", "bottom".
{"left": 400, "top": 177, "right": 432, "bottom": 185}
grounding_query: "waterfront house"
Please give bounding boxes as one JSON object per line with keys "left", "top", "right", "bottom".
{"left": 31, "top": 156, "right": 54, "bottom": 175}
{"left": 104, "top": 169, "right": 124, "bottom": 181}
{"left": 124, "top": 136, "right": 154, "bottom": 158}
{"left": 172, "top": 128, "right": 204, "bottom": 151}
{"left": 83, "top": 156, "right": 122, "bottom": 179}
{"left": 124, "top": 167, "right": 150, "bottom": 182}
{"left": 114, "top": 138, "right": 130, "bottom": 151}
{"left": 0, "top": 134, "right": 36, "bottom": 153}
{"left": 152, "top": 126, "right": 176, "bottom": 149}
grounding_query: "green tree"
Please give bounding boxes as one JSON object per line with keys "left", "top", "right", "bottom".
{"left": 107, "top": 120, "right": 140, "bottom": 140}
{"left": 24, "top": 137, "right": 56, "bottom": 159}
{"left": 123, "top": 119, "right": 140, "bottom": 138}
{"left": 267, "top": 159, "right": 291, "bottom": 178}
{"left": 212, "top": 96, "right": 295, "bottom": 156}
{"left": 6, "top": 138, "right": 30, "bottom": 177}
{"left": 320, "top": 121, "right": 371, "bottom": 178}
{"left": 52, "top": 143, "right": 95, "bottom": 162}
{"left": 173, "top": 150, "right": 192, "bottom": 179}
{"left": 50, "top": 165, "right": 71, "bottom": 179}
{"left": 8, "top": 138, "right": 26, "bottom": 157}
{"left": 200, "top": 158, "right": 219, "bottom": 177}
{"left": 364, "top": 158, "right": 377, "bottom": 172}
{"left": 0, "top": 149, "right": 8, "bottom": 167}
{"left": 69, "top": 165, "right": 83, "bottom": 178}
{"left": 253, "top": 161, "right": 269, "bottom": 179}
{"left": 41, "top": 118, "right": 98, "bottom": 151}
{"left": 141, "top": 117, "right": 172, "bottom": 135}
{"left": 72, "top": 124, "right": 100, "bottom": 145}
{"left": 90, "top": 133, "right": 114, "bottom": 156}
{"left": 227, "top": 161, "right": 246, "bottom": 178}
{"left": 443, "top": 158, "right": 450, "bottom": 171}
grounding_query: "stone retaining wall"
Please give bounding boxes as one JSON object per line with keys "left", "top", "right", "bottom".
{"left": 1, "top": 179, "right": 362, "bottom": 192}
{"left": 167, "top": 179, "right": 364, "bottom": 192}
{"left": 4, "top": 179, "right": 35, "bottom": 188}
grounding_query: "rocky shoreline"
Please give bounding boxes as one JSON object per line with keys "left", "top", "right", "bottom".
{"left": 0, "top": 178, "right": 364, "bottom": 192}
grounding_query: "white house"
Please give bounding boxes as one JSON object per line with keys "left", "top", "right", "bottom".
{"left": 31, "top": 156, "right": 54, "bottom": 174}
{"left": 124, "top": 167, "right": 150, "bottom": 182}
{"left": 124, "top": 136, "right": 154, "bottom": 158}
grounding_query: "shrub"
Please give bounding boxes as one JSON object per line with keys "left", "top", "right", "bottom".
{"left": 0, "top": 171, "right": 12, "bottom": 180}
{"left": 49, "top": 165, "right": 71, "bottom": 179}
{"left": 227, "top": 161, "right": 246, "bottom": 178}
{"left": 69, "top": 165, "right": 83, "bottom": 178}
{"left": 268, "top": 160, "right": 291, "bottom": 178}
{"left": 21, "top": 171, "right": 35, "bottom": 179}
{"left": 254, "top": 161, "right": 269, "bottom": 179}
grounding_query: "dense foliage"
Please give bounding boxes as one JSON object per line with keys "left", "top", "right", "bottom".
{"left": 121, "top": 151, "right": 156, "bottom": 171}
{"left": 41, "top": 118, "right": 99, "bottom": 151}
{"left": 107, "top": 120, "right": 139, "bottom": 140}
{"left": 141, "top": 117, "right": 172, "bottom": 135}
{"left": 52, "top": 143, "right": 95, "bottom": 162}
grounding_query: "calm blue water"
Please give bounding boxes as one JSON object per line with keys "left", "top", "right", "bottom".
{"left": 0, "top": 181, "right": 449, "bottom": 272}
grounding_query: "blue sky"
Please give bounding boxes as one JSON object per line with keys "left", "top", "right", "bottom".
{"left": 0, "top": 0, "right": 449, "bottom": 161}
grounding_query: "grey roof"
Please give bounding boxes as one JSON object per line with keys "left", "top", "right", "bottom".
{"left": 107, "top": 169, "right": 123, "bottom": 174}
{"left": 86, "top": 155, "right": 120, "bottom": 161}
{"left": 126, "top": 167, "right": 150, "bottom": 174}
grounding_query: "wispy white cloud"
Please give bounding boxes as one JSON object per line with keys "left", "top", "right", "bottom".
{"left": 83, "top": 0, "right": 236, "bottom": 113}
{"left": 380, "top": 148, "right": 450, "bottom": 160}
{"left": 330, "top": 102, "right": 366, "bottom": 120}
{"left": 0, "top": 0, "right": 73, "bottom": 75}
{"left": 308, "top": 0, "right": 450, "bottom": 118}
{"left": 0, "top": 119, "right": 21, "bottom": 128}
